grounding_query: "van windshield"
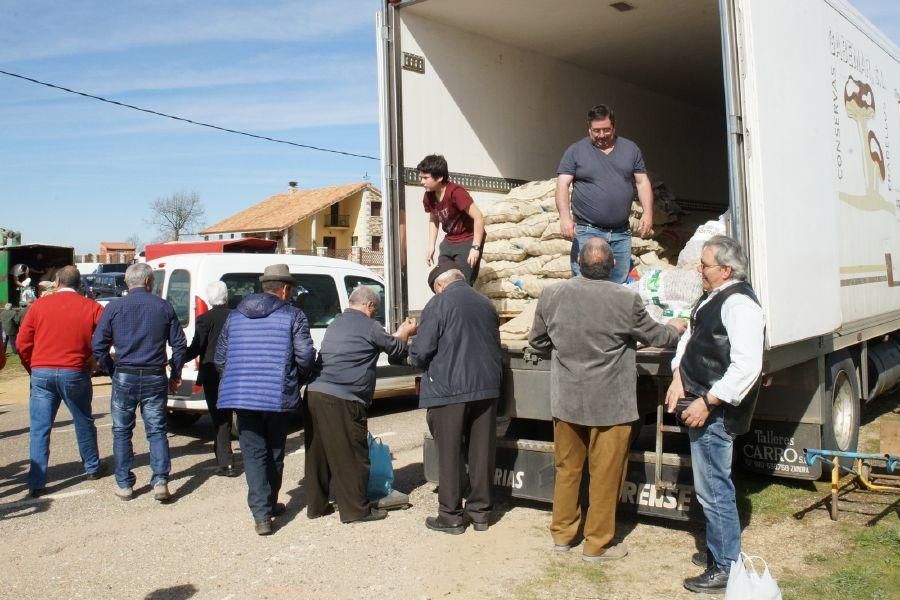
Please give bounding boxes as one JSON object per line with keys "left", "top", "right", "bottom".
{"left": 220, "top": 272, "right": 342, "bottom": 328}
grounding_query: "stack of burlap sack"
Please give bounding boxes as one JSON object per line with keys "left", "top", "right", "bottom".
{"left": 474, "top": 177, "right": 684, "bottom": 340}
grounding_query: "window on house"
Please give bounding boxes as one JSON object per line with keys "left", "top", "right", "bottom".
{"left": 371, "top": 201, "right": 382, "bottom": 217}
{"left": 371, "top": 236, "right": 382, "bottom": 251}
{"left": 351, "top": 236, "right": 359, "bottom": 247}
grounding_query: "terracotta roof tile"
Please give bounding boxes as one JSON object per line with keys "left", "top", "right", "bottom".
{"left": 100, "top": 242, "right": 135, "bottom": 250}
{"left": 201, "top": 182, "right": 378, "bottom": 235}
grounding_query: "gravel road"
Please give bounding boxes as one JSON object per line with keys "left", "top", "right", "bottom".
{"left": 1, "top": 376, "right": 895, "bottom": 599}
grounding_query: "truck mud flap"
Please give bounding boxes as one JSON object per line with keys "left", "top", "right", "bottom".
{"left": 423, "top": 435, "right": 702, "bottom": 521}
{"left": 739, "top": 420, "right": 822, "bottom": 479}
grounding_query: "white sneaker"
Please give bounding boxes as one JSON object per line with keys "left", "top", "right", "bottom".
{"left": 153, "top": 482, "right": 170, "bottom": 502}
{"left": 115, "top": 486, "right": 133, "bottom": 501}
{"left": 583, "top": 543, "right": 628, "bottom": 562}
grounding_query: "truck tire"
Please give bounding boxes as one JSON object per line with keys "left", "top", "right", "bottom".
{"left": 821, "top": 354, "right": 861, "bottom": 471}
{"left": 166, "top": 411, "right": 201, "bottom": 429}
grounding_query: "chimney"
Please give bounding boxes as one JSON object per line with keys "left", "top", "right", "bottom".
{"left": 288, "top": 181, "right": 298, "bottom": 193}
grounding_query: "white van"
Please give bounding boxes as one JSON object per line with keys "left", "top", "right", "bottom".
{"left": 146, "top": 253, "right": 417, "bottom": 425}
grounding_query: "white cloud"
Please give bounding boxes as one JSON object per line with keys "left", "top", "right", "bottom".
{"left": 0, "top": 0, "right": 379, "bottom": 62}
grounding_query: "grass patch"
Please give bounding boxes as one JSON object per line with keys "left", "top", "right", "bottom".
{"left": 509, "top": 555, "right": 607, "bottom": 600}
{"left": 781, "top": 522, "right": 900, "bottom": 600}
{"left": 735, "top": 471, "right": 826, "bottom": 517}
{"left": 0, "top": 353, "right": 26, "bottom": 382}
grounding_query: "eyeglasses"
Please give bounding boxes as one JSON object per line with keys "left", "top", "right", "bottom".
{"left": 699, "top": 263, "right": 723, "bottom": 271}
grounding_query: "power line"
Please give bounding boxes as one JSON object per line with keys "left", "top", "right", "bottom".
{"left": 0, "top": 68, "right": 379, "bottom": 161}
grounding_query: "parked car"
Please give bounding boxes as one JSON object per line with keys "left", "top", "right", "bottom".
{"left": 88, "top": 273, "right": 128, "bottom": 298}
{"left": 95, "top": 263, "right": 130, "bottom": 274}
{"left": 146, "top": 252, "right": 416, "bottom": 426}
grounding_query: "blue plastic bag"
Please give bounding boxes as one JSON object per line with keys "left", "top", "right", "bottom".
{"left": 367, "top": 433, "right": 393, "bottom": 499}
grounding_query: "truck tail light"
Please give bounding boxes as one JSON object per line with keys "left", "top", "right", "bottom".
{"left": 195, "top": 296, "right": 209, "bottom": 319}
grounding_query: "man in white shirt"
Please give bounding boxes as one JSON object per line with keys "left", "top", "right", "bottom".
{"left": 665, "top": 235, "right": 765, "bottom": 594}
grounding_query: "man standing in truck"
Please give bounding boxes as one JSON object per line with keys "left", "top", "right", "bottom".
{"left": 666, "top": 235, "right": 765, "bottom": 594}
{"left": 529, "top": 238, "right": 684, "bottom": 562}
{"left": 556, "top": 104, "right": 654, "bottom": 283}
{"left": 419, "top": 154, "right": 486, "bottom": 285}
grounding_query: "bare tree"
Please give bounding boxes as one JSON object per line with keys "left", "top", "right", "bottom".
{"left": 126, "top": 233, "right": 145, "bottom": 254}
{"left": 147, "top": 191, "right": 206, "bottom": 241}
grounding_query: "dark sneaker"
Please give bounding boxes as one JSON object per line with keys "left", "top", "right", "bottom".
{"left": 255, "top": 519, "right": 273, "bottom": 536}
{"left": 692, "top": 551, "right": 709, "bottom": 568}
{"left": 153, "top": 482, "right": 171, "bottom": 502}
{"left": 350, "top": 508, "right": 389, "bottom": 523}
{"left": 272, "top": 502, "right": 286, "bottom": 517}
{"left": 28, "top": 488, "right": 46, "bottom": 499}
{"left": 219, "top": 465, "right": 240, "bottom": 478}
{"left": 86, "top": 462, "right": 108, "bottom": 480}
{"left": 683, "top": 566, "right": 729, "bottom": 594}
{"left": 425, "top": 515, "right": 466, "bottom": 535}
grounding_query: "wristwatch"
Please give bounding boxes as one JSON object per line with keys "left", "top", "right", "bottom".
{"left": 471, "top": 244, "right": 482, "bottom": 251}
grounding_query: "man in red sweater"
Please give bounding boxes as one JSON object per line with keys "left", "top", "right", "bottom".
{"left": 18, "top": 266, "right": 106, "bottom": 496}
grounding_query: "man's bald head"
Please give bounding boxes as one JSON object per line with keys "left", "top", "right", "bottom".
{"left": 578, "top": 238, "right": 616, "bottom": 280}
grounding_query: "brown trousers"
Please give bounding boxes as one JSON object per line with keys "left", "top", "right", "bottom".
{"left": 551, "top": 419, "right": 633, "bottom": 556}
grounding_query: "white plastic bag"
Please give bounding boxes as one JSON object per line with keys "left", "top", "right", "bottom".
{"left": 725, "top": 553, "right": 782, "bottom": 600}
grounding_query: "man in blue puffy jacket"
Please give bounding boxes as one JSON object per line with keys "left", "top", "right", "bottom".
{"left": 215, "top": 264, "right": 316, "bottom": 535}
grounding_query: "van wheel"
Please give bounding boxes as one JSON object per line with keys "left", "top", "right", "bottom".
{"left": 167, "top": 411, "right": 201, "bottom": 429}
{"left": 821, "top": 354, "right": 860, "bottom": 473}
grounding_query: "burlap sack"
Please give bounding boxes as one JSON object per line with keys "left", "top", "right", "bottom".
{"left": 491, "top": 298, "right": 537, "bottom": 313}
{"left": 510, "top": 237, "right": 541, "bottom": 256}
{"left": 482, "top": 199, "right": 543, "bottom": 225}
{"left": 541, "top": 220, "right": 565, "bottom": 241}
{"left": 506, "top": 179, "right": 556, "bottom": 202}
{"left": 510, "top": 273, "right": 563, "bottom": 298}
{"left": 539, "top": 239, "right": 572, "bottom": 255}
{"left": 499, "top": 301, "right": 539, "bottom": 340}
{"left": 475, "top": 260, "right": 518, "bottom": 283}
{"left": 477, "top": 279, "right": 527, "bottom": 299}
{"left": 542, "top": 255, "right": 572, "bottom": 279}
{"left": 485, "top": 213, "right": 549, "bottom": 241}
{"left": 631, "top": 236, "right": 663, "bottom": 256}
{"left": 482, "top": 240, "right": 527, "bottom": 262}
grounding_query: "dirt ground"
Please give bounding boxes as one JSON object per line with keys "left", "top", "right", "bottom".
{"left": 0, "top": 365, "right": 897, "bottom": 599}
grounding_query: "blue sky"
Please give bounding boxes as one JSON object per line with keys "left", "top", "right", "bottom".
{"left": 0, "top": 0, "right": 897, "bottom": 254}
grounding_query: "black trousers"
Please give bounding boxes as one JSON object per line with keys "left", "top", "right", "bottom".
{"left": 200, "top": 367, "right": 233, "bottom": 470}
{"left": 304, "top": 391, "right": 372, "bottom": 522}
{"left": 426, "top": 398, "right": 497, "bottom": 525}
{"left": 438, "top": 239, "right": 481, "bottom": 285}
{"left": 236, "top": 410, "right": 289, "bottom": 522}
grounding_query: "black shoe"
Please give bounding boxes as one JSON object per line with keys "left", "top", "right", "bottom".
{"left": 350, "top": 508, "right": 389, "bottom": 523}
{"left": 465, "top": 514, "right": 490, "bottom": 531}
{"left": 219, "top": 466, "right": 240, "bottom": 478}
{"left": 255, "top": 519, "right": 273, "bottom": 536}
{"left": 425, "top": 515, "right": 466, "bottom": 535}
{"left": 691, "top": 551, "right": 709, "bottom": 568}
{"left": 683, "top": 566, "right": 729, "bottom": 594}
{"left": 307, "top": 504, "right": 335, "bottom": 519}
{"left": 28, "top": 488, "right": 46, "bottom": 498}
{"left": 271, "top": 502, "right": 286, "bottom": 517}
{"left": 86, "top": 462, "right": 108, "bottom": 480}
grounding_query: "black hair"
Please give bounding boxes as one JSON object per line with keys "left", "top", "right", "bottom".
{"left": 587, "top": 104, "right": 616, "bottom": 126}
{"left": 416, "top": 154, "right": 449, "bottom": 183}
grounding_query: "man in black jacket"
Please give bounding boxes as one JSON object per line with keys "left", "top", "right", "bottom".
{"left": 185, "top": 281, "right": 235, "bottom": 476}
{"left": 409, "top": 264, "right": 503, "bottom": 534}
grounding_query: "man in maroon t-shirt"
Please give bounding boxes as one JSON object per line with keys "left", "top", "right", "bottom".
{"left": 418, "top": 154, "right": 485, "bottom": 284}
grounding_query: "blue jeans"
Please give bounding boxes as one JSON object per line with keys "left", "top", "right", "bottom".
{"left": 236, "top": 410, "right": 289, "bottom": 522}
{"left": 570, "top": 224, "right": 632, "bottom": 283}
{"left": 689, "top": 410, "right": 741, "bottom": 571}
{"left": 110, "top": 371, "right": 170, "bottom": 488}
{"left": 28, "top": 369, "right": 99, "bottom": 490}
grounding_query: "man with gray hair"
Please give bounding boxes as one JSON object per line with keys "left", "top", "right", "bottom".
{"left": 18, "top": 266, "right": 106, "bottom": 496}
{"left": 305, "top": 285, "right": 418, "bottom": 523}
{"left": 185, "top": 281, "right": 234, "bottom": 476}
{"left": 529, "top": 238, "right": 685, "bottom": 562}
{"left": 409, "top": 262, "right": 503, "bottom": 534}
{"left": 665, "top": 235, "right": 764, "bottom": 594}
{"left": 92, "top": 263, "right": 187, "bottom": 502}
